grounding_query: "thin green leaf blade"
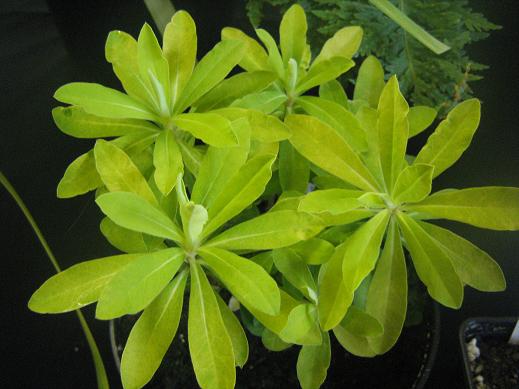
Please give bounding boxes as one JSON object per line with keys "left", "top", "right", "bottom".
{"left": 366, "top": 220, "right": 408, "bottom": 354}
{"left": 163, "top": 10, "right": 197, "bottom": 109}
{"left": 397, "top": 212, "right": 464, "bottom": 308}
{"left": 314, "top": 26, "right": 363, "bottom": 65}
{"left": 420, "top": 221, "right": 506, "bottom": 291}
{"left": 296, "top": 332, "right": 331, "bottom": 389}
{"left": 206, "top": 210, "right": 323, "bottom": 251}
{"left": 353, "top": 55, "right": 385, "bottom": 108}
{"left": 414, "top": 99, "right": 480, "bottom": 177}
{"left": 408, "top": 106, "right": 437, "bottom": 138}
{"left": 296, "top": 57, "right": 354, "bottom": 94}
{"left": 54, "top": 82, "right": 158, "bottom": 121}
{"left": 279, "top": 4, "right": 307, "bottom": 64}
{"left": 121, "top": 270, "right": 188, "bottom": 389}
{"left": 406, "top": 187, "right": 519, "bottom": 231}
{"left": 377, "top": 76, "right": 409, "bottom": 192}
{"left": 189, "top": 260, "right": 236, "bottom": 389}
{"left": 96, "top": 191, "right": 183, "bottom": 242}
{"left": 96, "top": 248, "right": 184, "bottom": 319}
{"left": 153, "top": 129, "right": 183, "bottom": 196}
{"left": 221, "top": 27, "right": 270, "bottom": 72}
{"left": 392, "top": 163, "right": 434, "bottom": 204}
{"left": 28, "top": 254, "right": 139, "bottom": 313}
{"left": 173, "top": 112, "right": 237, "bottom": 147}
{"left": 200, "top": 247, "right": 280, "bottom": 316}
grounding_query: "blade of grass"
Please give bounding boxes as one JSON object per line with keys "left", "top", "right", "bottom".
{"left": 369, "top": 0, "right": 450, "bottom": 55}
{"left": 0, "top": 171, "right": 110, "bottom": 389}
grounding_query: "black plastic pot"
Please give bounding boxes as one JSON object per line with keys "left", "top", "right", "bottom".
{"left": 110, "top": 298, "right": 440, "bottom": 389}
{"left": 459, "top": 317, "right": 519, "bottom": 388}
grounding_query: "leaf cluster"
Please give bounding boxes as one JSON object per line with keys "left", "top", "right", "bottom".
{"left": 246, "top": 0, "right": 500, "bottom": 115}
{"left": 28, "top": 5, "right": 518, "bottom": 389}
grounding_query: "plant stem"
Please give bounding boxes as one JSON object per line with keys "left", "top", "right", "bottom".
{"left": 0, "top": 171, "right": 110, "bottom": 389}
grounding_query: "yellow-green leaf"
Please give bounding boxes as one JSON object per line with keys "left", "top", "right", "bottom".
{"left": 314, "top": 26, "right": 363, "bottom": 65}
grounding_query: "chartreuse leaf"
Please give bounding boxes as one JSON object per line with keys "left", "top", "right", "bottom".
{"left": 105, "top": 30, "right": 156, "bottom": 109}
{"left": 314, "top": 26, "right": 363, "bottom": 65}
{"left": 173, "top": 112, "right": 237, "bottom": 147}
{"left": 289, "top": 238, "right": 335, "bottom": 265}
{"left": 420, "top": 221, "right": 506, "bottom": 291}
{"left": 317, "top": 243, "right": 351, "bottom": 330}
{"left": 137, "top": 23, "right": 170, "bottom": 117}
{"left": 333, "top": 306, "right": 382, "bottom": 357}
{"left": 221, "top": 27, "right": 270, "bottom": 72}
{"left": 397, "top": 212, "right": 463, "bottom": 308}
{"left": 278, "top": 141, "right": 309, "bottom": 193}
{"left": 54, "top": 82, "right": 158, "bottom": 121}
{"left": 365, "top": 220, "right": 407, "bottom": 354}
{"left": 121, "top": 270, "right": 188, "bottom": 389}
{"left": 57, "top": 150, "right": 103, "bottom": 198}
{"left": 175, "top": 40, "right": 245, "bottom": 113}
{"left": 180, "top": 202, "right": 208, "bottom": 248}
{"left": 246, "top": 109, "right": 291, "bottom": 142}
{"left": 297, "top": 332, "right": 331, "bottom": 389}
{"left": 163, "top": 10, "right": 197, "bottom": 110}
{"left": 279, "top": 4, "right": 307, "bottom": 65}
{"left": 319, "top": 80, "right": 348, "bottom": 107}
{"left": 194, "top": 71, "right": 276, "bottom": 111}
{"left": 191, "top": 124, "right": 250, "bottom": 208}
{"left": 408, "top": 106, "right": 437, "bottom": 138}
{"left": 280, "top": 303, "right": 322, "bottom": 345}
{"left": 28, "top": 254, "right": 138, "bottom": 313}
{"left": 96, "top": 192, "right": 183, "bottom": 243}
{"left": 232, "top": 90, "right": 287, "bottom": 114}
{"left": 296, "top": 57, "right": 354, "bottom": 94}
{"left": 52, "top": 106, "right": 158, "bottom": 139}
{"left": 96, "top": 248, "right": 184, "bottom": 319}
{"left": 178, "top": 141, "right": 204, "bottom": 176}
{"left": 392, "top": 164, "right": 434, "bottom": 204}
{"left": 262, "top": 328, "right": 291, "bottom": 351}
{"left": 200, "top": 247, "right": 280, "bottom": 315}
{"left": 353, "top": 56, "right": 385, "bottom": 108}
{"left": 255, "top": 29, "right": 285, "bottom": 79}
{"left": 406, "top": 187, "right": 519, "bottom": 231}
{"left": 206, "top": 210, "right": 323, "bottom": 251}
{"left": 100, "top": 217, "right": 163, "bottom": 254}
{"left": 297, "top": 96, "right": 367, "bottom": 152}
{"left": 94, "top": 140, "right": 158, "bottom": 205}
{"left": 299, "top": 189, "right": 362, "bottom": 215}
{"left": 248, "top": 289, "right": 299, "bottom": 334}
{"left": 153, "top": 129, "right": 183, "bottom": 196}
{"left": 215, "top": 293, "right": 249, "bottom": 367}
{"left": 342, "top": 211, "right": 391, "bottom": 295}
{"left": 377, "top": 76, "right": 409, "bottom": 192}
{"left": 414, "top": 99, "right": 480, "bottom": 177}
{"left": 341, "top": 305, "right": 383, "bottom": 337}
{"left": 188, "top": 260, "right": 236, "bottom": 389}
{"left": 203, "top": 155, "right": 275, "bottom": 237}
{"left": 273, "top": 248, "right": 317, "bottom": 302}
{"left": 285, "top": 114, "right": 378, "bottom": 192}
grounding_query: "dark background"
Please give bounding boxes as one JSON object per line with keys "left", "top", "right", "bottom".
{"left": 1, "top": 0, "right": 517, "bottom": 388}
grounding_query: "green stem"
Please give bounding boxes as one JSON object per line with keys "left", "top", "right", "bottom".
{"left": 369, "top": 0, "right": 450, "bottom": 55}
{"left": 0, "top": 171, "right": 110, "bottom": 389}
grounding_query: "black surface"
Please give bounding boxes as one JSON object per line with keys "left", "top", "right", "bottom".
{"left": 1, "top": 1, "right": 518, "bottom": 388}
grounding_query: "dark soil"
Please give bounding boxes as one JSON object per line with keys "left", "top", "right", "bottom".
{"left": 465, "top": 321, "right": 519, "bottom": 389}
{"left": 113, "top": 298, "right": 438, "bottom": 389}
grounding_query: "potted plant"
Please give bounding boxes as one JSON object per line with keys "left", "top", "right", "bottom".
{"left": 460, "top": 318, "right": 519, "bottom": 388}
{"left": 27, "top": 5, "right": 519, "bottom": 389}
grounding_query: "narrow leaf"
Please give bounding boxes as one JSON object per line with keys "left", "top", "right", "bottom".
{"left": 314, "top": 26, "right": 362, "bottom": 65}
{"left": 96, "top": 248, "right": 184, "bottom": 319}
{"left": 279, "top": 4, "right": 307, "bottom": 65}
{"left": 96, "top": 191, "right": 183, "bottom": 242}
{"left": 414, "top": 99, "right": 480, "bottom": 177}
{"left": 296, "top": 57, "right": 354, "bottom": 94}
{"left": 405, "top": 187, "right": 519, "bottom": 231}
{"left": 408, "top": 106, "right": 437, "bottom": 138}
{"left": 188, "top": 261, "right": 236, "bottom": 389}
{"left": 173, "top": 112, "right": 237, "bottom": 147}
{"left": 279, "top": 303, "right": 322, "bottom": 345}
{"left": 397, "top": 212, "right": 464, "bottom": 308}
{"left": 121, "top": 271, "right": 187, "bottom": 389}
{"left": 28, "top": 254, "right": 138, "bottom": 313}
{"left": 221, "top": 27, "right": 270, "bottom": 72}
{"left": 420, "top": 221, "right": 506, "bottom": 291}
{"left": 273, "top": 248, "right": 317, "bottom": 302}
{"left": 296, "top": 332, "right": 331, "bottom": 389}
{"left": 200, "top": 247, "right": 280, "bottom": 315}
{"left": 319, "top": 80, "right": 348, "bottom": 107}
{"left": 278, "top": 141, "right": 309, "bottom": 193}
{"left": 353, "top": 56, "right": 385, "bottom": 108}
{"left": 392, "top": 163, "right": 434, "bottom": 204}
{"left": 153, "top": 129, "right": 183, "bottom": 195}
{"left": 54, "top": 82, "right": 158, "bottom": 121}
{"left": 206, "top": 210, "right": 323, "bottom": 251}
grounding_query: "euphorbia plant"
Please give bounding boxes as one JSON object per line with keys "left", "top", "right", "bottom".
{"left": 28, "top": 4, "right": 519, "bottom": 389}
